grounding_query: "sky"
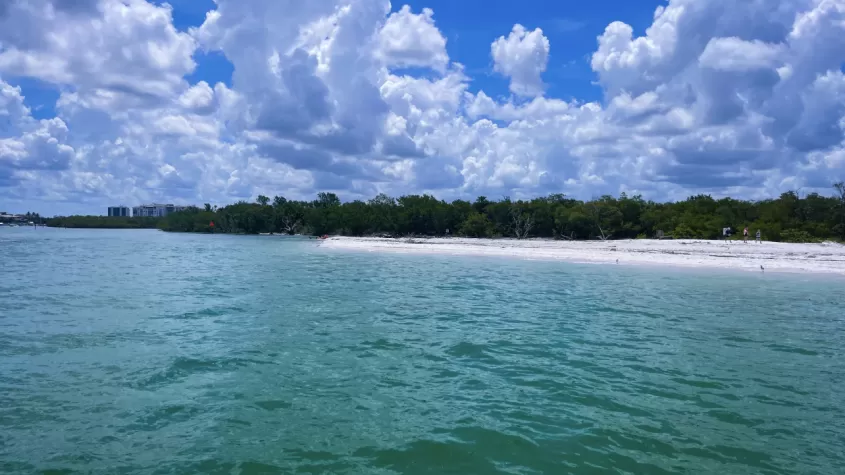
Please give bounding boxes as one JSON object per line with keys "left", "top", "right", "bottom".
{"left": 0, "top": 0, "right": 844, "bottom": 215}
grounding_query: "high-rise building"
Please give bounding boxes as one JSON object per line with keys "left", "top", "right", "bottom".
{"left": 108, "top": 206, "right": 129, "bottom": 217}
{"left": 131, "top": 204, "right": 188, "bottom": 218}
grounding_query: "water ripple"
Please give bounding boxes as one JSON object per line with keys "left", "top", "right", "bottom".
{"left": 1, "top": 229, "right": 843, "bottom": 474}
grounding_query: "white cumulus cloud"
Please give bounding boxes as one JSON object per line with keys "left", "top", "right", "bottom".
{"left": 491, "top": 24, "right": 550, "bottom": 97}
{"left": 0, "top": 78, "right": 74, "bottom": 188}
{"left": 377, "top": 5, "right": 449, "bottom": 73}
{"left": 0, "top": 0, "right": 843, "bottom": 213}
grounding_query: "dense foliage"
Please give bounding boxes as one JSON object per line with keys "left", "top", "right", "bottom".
{"left": 46, "top": 216, "right": 160, "bottom": 229}
{"left": 158, "top": 184, "right": 845, "bottom": 242}
{"left": 0, "top": 211, "right": 43, "bottom": 223}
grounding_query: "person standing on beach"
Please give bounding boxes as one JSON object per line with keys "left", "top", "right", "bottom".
{"left": 756, "top": 229, "right": 761, "bottom": 243}
{"left": 743, "top": 227, "right": 749, "bottom": 243}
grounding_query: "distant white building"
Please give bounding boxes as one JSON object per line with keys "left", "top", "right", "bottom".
{"left": 0, "top": 212, "right": 25, "bottom": 223}
{"left": 132, "top": 204, "right": 188, "bottom": 218}
{"left": 108, "top": 206, "right": 129, "bottom": 217}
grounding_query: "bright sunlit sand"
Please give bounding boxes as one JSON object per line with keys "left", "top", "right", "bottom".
{"left": 321, "top": 237, "right": 845, "bottom": 276}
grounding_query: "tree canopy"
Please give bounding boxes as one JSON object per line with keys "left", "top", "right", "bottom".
{"left": 45, "top": 216, "right": 159, "bottom": 229}
{"left": 154, "top": 184, "right": 845, "bottom": 243}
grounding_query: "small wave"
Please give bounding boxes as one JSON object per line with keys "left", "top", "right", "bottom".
{"left": 751, "top": 394, "right": 802, "bottom": 407}
{"left": 705, "top": 444, "right": 779, "bottom": 472}
{"left": 706, "top": 409, "right": 764, "bottom": 428}
{"left": 568, "top": 393, "right": 653, "bottom": 418}
{"left": 153, "top": 306, "right": 244, "bottom": 320}
{"left": 671, "top": 377, "right": 728, "bottom": 390}
{"left": 355, "top": 439, "right": 501, "bottom": 474}
{"left": 445, "top": 341, "right": 498, "bottom": 363}
{"left": 128, "top": 356, "right": 267, "bottom": 390}
{"left": 767, "top": 344, "right": 819, "bottom": 356}
{"left": 1, "top": 330, "right": 160, "bottom": 357}
{"left": 120, "top": 404, "right": 202, "bottom": 433}
{"left": 720, "top": 335, "right": 757, "bottom": 343}
{"left": 360, "top": 338, "right": 405, "bottom": 351}
{"left": 236, "top": 461, "right": 285, "bottom": 473}
{"left": 635, "top": 384, "right": 692, "bottom": 402}
{"left": 159, "top": 460, "right": 239, "bottom": 474}
{"left": 254, "top": 399, "right": 292, "bottom": 411}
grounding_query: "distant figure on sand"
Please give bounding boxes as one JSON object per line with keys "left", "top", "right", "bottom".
{"left": 756, "top": 229, "right": 761, "bottom": 243}
{"left": 722, "top": 227, "right": 729, "bottom": 241}
{"left": 743, "top": 227, "right": 749, "bottom": 243}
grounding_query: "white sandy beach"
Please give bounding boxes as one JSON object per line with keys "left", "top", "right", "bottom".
{"left": 320, "top": 236, "right": 845, "bottom": 276}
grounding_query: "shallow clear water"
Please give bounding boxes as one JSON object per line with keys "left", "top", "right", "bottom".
{"left": 1, "top": 228, "right": 843, "bottom": 474}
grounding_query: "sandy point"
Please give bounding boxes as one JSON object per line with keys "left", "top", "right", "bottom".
{"left": 319, "top": 237, "right": 845, "bottom": 276}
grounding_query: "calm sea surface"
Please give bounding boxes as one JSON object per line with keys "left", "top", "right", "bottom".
{"left": 1, "top": 228, "right": 843, "bottom": 474}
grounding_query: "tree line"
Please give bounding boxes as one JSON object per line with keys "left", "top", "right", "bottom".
{"left": 45, "top": 216, "right": 160, "bottom": 229}
{"left": 154, "top": 184, "right": 845, "bottom": 242}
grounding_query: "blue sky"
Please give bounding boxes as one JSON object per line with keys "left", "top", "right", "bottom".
{"left": 173, "top": 0, "right": 662, "bottom": 100}
{"left": 395, "top": 0, "right": 661, "bottom": 101}
{"left": 0, "top": 0, "right": 843, "bottom": 215}
{"left": 157, "top": 0, "right": 664, "bottom": 103}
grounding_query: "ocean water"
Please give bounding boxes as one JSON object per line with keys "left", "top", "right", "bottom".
{"left": 1, "top": 228, "right": 843, "bottom": 475}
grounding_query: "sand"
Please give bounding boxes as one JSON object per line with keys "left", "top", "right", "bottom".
{"left": 319, "top": 236, "right": 845, "bottom": 276}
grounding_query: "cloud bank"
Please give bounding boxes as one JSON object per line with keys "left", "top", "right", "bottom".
{"left": 1, "top": 0, "right": 843, "bottom": 212}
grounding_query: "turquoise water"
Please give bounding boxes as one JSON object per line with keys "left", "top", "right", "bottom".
{"left": 1, "top": 228, "right": 843, "bottom": 474}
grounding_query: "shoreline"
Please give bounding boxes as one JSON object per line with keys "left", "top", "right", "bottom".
{"left": 319, "top": 237, "right": 845, "bottom": 276}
